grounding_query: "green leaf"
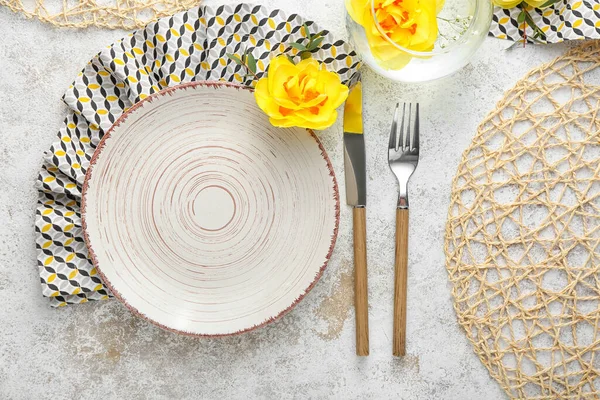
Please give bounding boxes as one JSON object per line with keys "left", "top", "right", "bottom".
{"left": 289, "top": 42, "right": 307, "bottom": 51}
{"left": 226, "top": 53, "right": 243, "bottom": 66}
{"left": 312, "top": 30, "right": 327, "bottom": 40}
{"left": 517, "top": 11, "right": 526, "bottom": 24}
{"left": 246, "top": 53, "right": 257, "bottom": 74}
{"left": 308, "top": 36, "right": 324, "bottom": 50}
{"left": 540, "top": 0, "right": 560, "bottom": 8}
{"left": 303, "top": 22, "right": 310, "bottom": 38}
{"left": 532, "top": 29, "right": 546, "bottom": 41}
{"left": 531, "top": 35, "right": 546, "bottom": 43}
{"left": 300, "top": 51, "right": 312, "bottom": 60}
{"left": 523, "top": 11, "right": 536, "bottom": 27}
{"left": 521, "top": 9, "right": 547, "bottom": 42}
{"left": 286, "top": 55, "right": 295, "bottom": 64}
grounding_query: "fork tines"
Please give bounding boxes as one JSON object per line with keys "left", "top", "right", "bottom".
{"left": 388, "top": 103, "right": 419, "bottom": 154}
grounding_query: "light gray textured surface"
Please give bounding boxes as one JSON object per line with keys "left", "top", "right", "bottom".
{"left": 0, "top": 1, "right": 572, "bottom": 398}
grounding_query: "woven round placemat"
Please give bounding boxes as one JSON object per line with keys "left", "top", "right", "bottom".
{"left": 445, "top": 41, "right": 600, "bottom": 399}
{"left": 1, "top": 0, "right": 200, "bottom": 29}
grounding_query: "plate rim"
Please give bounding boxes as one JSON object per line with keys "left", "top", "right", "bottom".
{"left": 81, "top": 80, "right": 340, "bottom": 337}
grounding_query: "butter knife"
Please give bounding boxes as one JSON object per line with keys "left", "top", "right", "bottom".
{"left": 343, "top": 80, "right": 369, "bottom": 356}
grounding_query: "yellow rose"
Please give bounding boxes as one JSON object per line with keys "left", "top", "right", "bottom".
{"left": 346, "top": 0, "right": 440, "bottom": 70}
{"left": 254, "top": 56, "right": 349, "bottom": 130}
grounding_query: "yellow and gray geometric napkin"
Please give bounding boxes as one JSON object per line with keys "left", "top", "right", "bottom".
{"left": 35, "top": 3, "right": 361, "bottom": 307}
{"left": 490, "top": 1, "right": 600, "bottom": 43}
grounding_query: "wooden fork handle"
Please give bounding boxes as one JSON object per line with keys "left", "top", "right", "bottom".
{"left": 393, "top": 208, "right": 409, "bottom": 357}
{"left": 353, "top": 207, "right": 369, "bottom": 356}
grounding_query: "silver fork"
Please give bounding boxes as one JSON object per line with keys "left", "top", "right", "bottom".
{"left": 388, "top": 102, "right": 420, "bottom": 357}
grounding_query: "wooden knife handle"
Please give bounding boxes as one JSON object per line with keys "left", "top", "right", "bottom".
{"left": 393, "top": 208, "right": 409, "bottom": 356}
{"left": 353, "top": 207, "right": 369, "bottom": 356}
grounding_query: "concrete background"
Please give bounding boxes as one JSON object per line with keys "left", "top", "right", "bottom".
{"left": 0, "top": 1, "right": 572, "bottom": 398}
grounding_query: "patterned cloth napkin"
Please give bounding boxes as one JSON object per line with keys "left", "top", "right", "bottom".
{"left": 490, "top": 1, "right": 600, "bottom": 43}
{"left": 35, "top": 3, "right": 361, "bottom": 307}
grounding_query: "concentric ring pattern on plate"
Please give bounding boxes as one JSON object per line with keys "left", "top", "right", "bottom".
{"left": 82, "top": 82, "right": 339, "bottom": 336}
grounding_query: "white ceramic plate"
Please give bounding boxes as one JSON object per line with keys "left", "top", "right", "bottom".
{"left": 82, "top": 82, "right": 339, "bottom": 336}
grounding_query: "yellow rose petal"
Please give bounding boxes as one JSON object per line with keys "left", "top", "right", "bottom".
{"left": 346, "top": 0, "right": 370, "bottom": 26}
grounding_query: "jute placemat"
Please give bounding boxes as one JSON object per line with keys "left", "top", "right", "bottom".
{"left": 1, "top": 0, "right": 201, "bottom": 29}
{"left": 445, "top": 41, "right": 600, "bottom": 399}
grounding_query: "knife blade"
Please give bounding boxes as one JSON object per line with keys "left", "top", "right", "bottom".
{"left": 343, "top": 79, "right": 369, "bottom": 356}
{"left": 343, "top": 81, "right": 366, "bottom": 207}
